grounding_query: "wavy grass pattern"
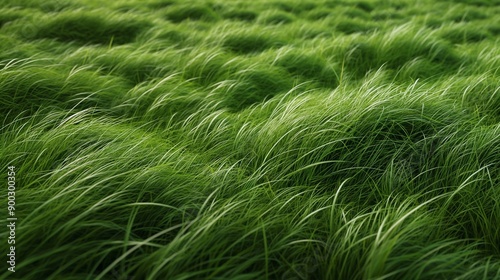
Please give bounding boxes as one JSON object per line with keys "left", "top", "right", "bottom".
{"left": 1, "top": 0, "right": 500, "bottom": 279}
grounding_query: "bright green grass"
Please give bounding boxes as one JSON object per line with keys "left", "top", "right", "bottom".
{"left": 0, "top": 0, "right": 499, "bottom": 279}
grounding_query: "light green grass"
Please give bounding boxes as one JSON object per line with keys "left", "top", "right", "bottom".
{"left": 1, "top": 0, "right": 499, "bottom": 279}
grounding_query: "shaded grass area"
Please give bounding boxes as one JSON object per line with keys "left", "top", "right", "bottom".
{"left": 1, "top": 0, "right": 500, "bottom": 279}
{"left": 31, "top": 11, "right": 152, "bottom": 45}
{"left": 222, "top": 32, "right": 286, "bottom": 54}
{"left": 164, "top": 4, "right": 219, "bottom": 23}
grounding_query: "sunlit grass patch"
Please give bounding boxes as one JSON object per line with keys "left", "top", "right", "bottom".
{"left": 436, "top": 73, "right": 500, "bottom": 121}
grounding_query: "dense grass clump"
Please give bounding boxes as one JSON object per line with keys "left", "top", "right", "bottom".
{"left": 258, "top": 11, "right": 295, "bottom": 25}
{"left": 439, "top": 23, "right": 490, "bottom": 43}
{"left": 180, "top": 50, "right": 230, "bottom": 85}
{"left": 222, "top": 65, "right": 292, "bottom": 111}
{"left": 343, "top": 26, "right": 464, "bottom": 78}
{"left": 1, "top": 0, "right": 500, "bottom": 279}
{"left": 0, "top": 60, "right": 127, "bottom": 118}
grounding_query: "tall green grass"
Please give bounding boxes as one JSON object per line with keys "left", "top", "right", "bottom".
{"left": 1, "top": 0, "right": 499, "bottom": 279}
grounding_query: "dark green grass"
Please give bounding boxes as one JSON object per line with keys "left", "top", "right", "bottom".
{"left": 147, "top": 0, "right": 176, "bottom": 9}
{"left": 222, "top": 9, "right": 258, "bottom": 22}
{"left": 334, "top": 18, "right": 377, "bottom": 34}
{"left": 439, "top": 23, "right": 490, "bottom": 43}
{"left": 222, "top": 65, "right": 293, "bottom": 111}
{"left": 165, "top": 4, "right": 219, "bottom": 23}
{"left": 0, "top": 9, "right": 24, "bottom": 28}
{"left": 32, "top": 12, "right": 152, "bottom": 45}
{"left": 274, "top": 49, "right": 338, "bottom": 88}
{"left": 270, "top": 1, "right": 317, "bottom": 13}
{"left": 1, "top": 0, "right": 500, "bottom": 279}
{"left": 258, "top": 11, "right": 295, "bottom": 25}
{"left": 222, "top": 33, "right": 285, "bottom": 54}
{"left": 0, "top": 61, "right": 128, "bottom": 119}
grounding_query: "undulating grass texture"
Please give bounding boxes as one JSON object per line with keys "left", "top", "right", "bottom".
{"left": 1, "top": 0, "right": 499, "bottom": 279}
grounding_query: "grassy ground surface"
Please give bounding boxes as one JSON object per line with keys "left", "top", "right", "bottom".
{"left": 1, "top": 0, "right": 500, "bottom": 279}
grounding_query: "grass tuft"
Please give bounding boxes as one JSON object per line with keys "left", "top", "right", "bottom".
{"left": 344, "top": 26, "right": 464, "bottom": 78}
{"left": 439, "top": 23, "right": 490, "bottom": 43}
{"left": 258, "top": 11, "right": 295, "bottom": 25}
{"left": 221, "top": 65, "right": 292, "bottom": 111}
{"left": 274, "top": 49, "right": 338, "bottom": 88}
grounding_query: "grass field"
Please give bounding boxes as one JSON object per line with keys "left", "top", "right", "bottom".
{"left": 1, "top": 0, "right": 499, "bottom": 279}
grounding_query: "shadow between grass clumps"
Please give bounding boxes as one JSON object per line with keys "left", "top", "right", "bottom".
{"left": 335, "top": 19, "right": 377, "bottom": 34}
{"left": 442, "top": 0, "right": 495, "bottom": 6}
{"left": 223, "top": 33, "right": 285, "bottom": 54}
{"left": 33, "top": 12, "right": 151, "bottom": 45}
{"left": 0, "top": 11, "right": 23, "bottom": 28}
{"left": 147, "top": 0, "right": 176, "bottom": 9}
{"left": 222, "top": 10, "right": 258, "bottom": 22}
{"left": 353, "top": 1, "right": 375, "bottom": 12}
{"left": 271, "top": 1, "right": 317, "bottom": 13}
{"left": 258, "top": 11, "right": 295, "bottom": 25}
{"left": 165, "top": 4, "right": 219, "bottom": 23}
